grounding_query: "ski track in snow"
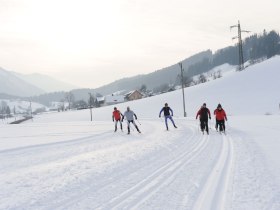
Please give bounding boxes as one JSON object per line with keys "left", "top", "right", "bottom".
{"left": 94, "top": 126, "right": 208, "bottom": 210}
{"left": 192, "top": 132, "right": 233, "bottom": 210}
{"left": 1, "top": 119, "right": 280, "bottom": 210}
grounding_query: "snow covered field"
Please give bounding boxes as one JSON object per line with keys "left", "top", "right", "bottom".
{"left": 1, "top": 57, "right": 280, "bottom": 209}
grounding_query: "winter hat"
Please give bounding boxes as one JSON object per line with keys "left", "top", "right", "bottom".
{"left": 203, "top": 103, "right": 206, "bottom": 106}
{"left": 114, "top": 107, "right": 117, "bottom": 110}
{"left": 165, "top": 103, "right": 168, "bottom": 106}
{"left": 217, "top": 104, "right": 222, "bottom": 108}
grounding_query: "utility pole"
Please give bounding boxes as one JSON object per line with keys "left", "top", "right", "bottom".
{"left": 29, "top": 100, "right": 33, "bottom": 121}
{"left": 14, "top": 105, "right": 16, "bottom": 121}
{"left": 178, "top": 62, "right": 187, "bottom": 117}
{"left": 230, "top": 20, "right": 250, "bottom": 71}
{"left": 88, "top": 93, "right": 93, "bottom": 121}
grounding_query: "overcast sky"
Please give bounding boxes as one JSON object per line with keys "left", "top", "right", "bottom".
{"left": 0, "top": 0, "right": 279, "bottom": 88}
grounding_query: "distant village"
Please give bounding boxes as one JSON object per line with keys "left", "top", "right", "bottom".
{"left": 50, "top": 89, "right": 149, "bottom": 112}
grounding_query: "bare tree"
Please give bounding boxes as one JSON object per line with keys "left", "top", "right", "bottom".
{"left": 88, "top": 94, "right": 95, "bottom": 108}
{"left": 213, "top": 70, "right": 222, "bottom": 80}
{"left": 65, "top": 92, "right": 75, "bottom": 110}
{"left": 140, "top": 84, "right": 147, "bottom": 92}
{"left": 176, "top": 74, "right": 193, "bottom": 87}
{"left": 217, "top": 70, "right": 222, "bottom": 78}
{"left": 198, "top": 74, "right": 207, "bottom": 83}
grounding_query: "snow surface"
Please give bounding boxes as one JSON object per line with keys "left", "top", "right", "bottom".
{"left": 1, "top": 56, "right": 280, "bottom": 210}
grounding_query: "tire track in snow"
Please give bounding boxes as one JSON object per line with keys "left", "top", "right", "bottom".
{"left": 95, "top": 125, "right": 210, "bottom": 210}
{"left": 192, "top": 132, "right": 233, "bottom": 210}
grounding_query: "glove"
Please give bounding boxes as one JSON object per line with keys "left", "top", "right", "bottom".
{"left": 159, "top": 115, "right": 161, "bottom": 118}
{"left": 135, "top": 117, "right": 137, "bottom": 120}
{"left": 209, "top": 117, "right": 211, "bottom": 120}
{"left": 113, "top": 119, "right": 114, "bottom": 122}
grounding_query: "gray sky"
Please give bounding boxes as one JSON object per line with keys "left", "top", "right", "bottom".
{"left": 0, "top": 0, "right": 279, "bottom": 88}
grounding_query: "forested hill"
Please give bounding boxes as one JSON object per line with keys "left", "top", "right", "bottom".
{"left": 187, "top": 30, "right": 280, "bottom": 76}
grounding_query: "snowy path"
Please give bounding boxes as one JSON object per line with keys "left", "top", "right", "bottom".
{"left": 0, "top": 118, "right": 280, "bottom": 210}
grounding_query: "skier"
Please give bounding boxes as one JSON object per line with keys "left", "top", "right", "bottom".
{"left": 122, "top": 106, "right": 141, "bottom": 134}
{"left": 196, "top": 103, "right": 211, "bottom": 134}
{"left": 112, "top": 107, "right": 124, "bottom": 132}
{"left": 159, "top": 103, "right": 177, "bottom": 130}
{"left": 213, "top": 104, "right": 227, "bottom": 133}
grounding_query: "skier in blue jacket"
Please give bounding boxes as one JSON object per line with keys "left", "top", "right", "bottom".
{"left": 159, "top": 103, "right": 177, "bottom": 130}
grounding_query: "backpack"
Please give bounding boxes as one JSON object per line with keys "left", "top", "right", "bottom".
{"left": 200, "top": 107, "right": 208, "bottom": 120}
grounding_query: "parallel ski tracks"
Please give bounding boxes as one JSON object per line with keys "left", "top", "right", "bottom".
{"left": 94, "top": 125, "right": 210, "bottom": 210}
{"left": 4, "top": 121, "right": 234, "bottom": 210}
{"left": 192, "top": 131, "right": 234, "bottom": 210}
{"left": 45, "top": 123, "right": 206, "bottom": 210}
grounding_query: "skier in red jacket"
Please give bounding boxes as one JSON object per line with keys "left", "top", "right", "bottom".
{"left": 112, "top": 107, "right": 124, "bottom": 132}
{"left": 196, "top": 103, "right": 211, "bottom": 134}
{"left": 213, "top": 104, "right": 227, "bottom": 132}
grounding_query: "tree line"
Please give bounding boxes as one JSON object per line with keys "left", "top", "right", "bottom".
{"left": 0, "top": 101, "right": 12, "bottom": 119}
{"left": 185, "top": 30, "right": 280, "bottom": 76}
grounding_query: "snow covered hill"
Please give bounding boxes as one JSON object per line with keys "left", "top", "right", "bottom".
{"left": 32, "top": 56, "right": 280, "bottom": 123}
{"left": 0, "top": 56, "right": 280, "bottom": 210}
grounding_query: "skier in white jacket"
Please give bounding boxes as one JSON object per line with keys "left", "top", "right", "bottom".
{"left": 122, "top": 106, "right": 141, "bottom": 134}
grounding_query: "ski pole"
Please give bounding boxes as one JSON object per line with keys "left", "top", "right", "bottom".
{"left": 129, "top": 123, "right": 134, "bottom": 131}
{"left": 136, "top": 119, "right": 141, "bottom": 125}
{"left": 226, "top": 120, "right": 230, "bottom": 131}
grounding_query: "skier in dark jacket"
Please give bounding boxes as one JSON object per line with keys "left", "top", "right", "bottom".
{"left": 213, "top": 104, "right": 227, "bottom": 132}
{"left": 159, "top": 103, "right": 177, "bottom": 130}
{"left": 122, "top": 106, "right": 141, "bottom": 134}
{"left": 196, "top": 103, "right": 211, "bottom": 134}
{"left": 112, "top": 107, "right": 124, "bottom": 132}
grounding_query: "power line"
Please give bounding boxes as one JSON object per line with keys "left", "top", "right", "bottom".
{"left": 230, "top": 20, "right": 250, "bottom": 71}
{"left": 88, "top": 93, "right": 93, "bottom": 121}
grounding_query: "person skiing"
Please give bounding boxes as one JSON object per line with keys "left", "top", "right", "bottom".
{"left": 112, "top": 107, "right": 124, "bottom": 132}
{"left": 122, "top": 106, "right": 141, "bottom": 134}
{"left": 159, "top": 103, "right": 177, "bottom": 130}
{"left": 196, "top": 103, "right": 211, "bottom": 134}
{"left": 213, "top": 104, "right": 227, "bottom": 133}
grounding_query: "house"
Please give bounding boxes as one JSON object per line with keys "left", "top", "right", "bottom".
{"left": 96, "top": 96, "right": 105, "bottom": 106}
{"left": 49, "top": 101, "right": 69, "bottom": 111}
{"left": 105, "top": 95, "right": 125, "bottom": 105}
{"left": 125, "top": 90, "right": 143, "bottom": 101}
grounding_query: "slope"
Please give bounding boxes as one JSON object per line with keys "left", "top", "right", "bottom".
{"left": 0, "top": 67, "right": 45, "bottom": 97}
{"left": 12, "top": 72, "right": 78, "bottom": 92}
